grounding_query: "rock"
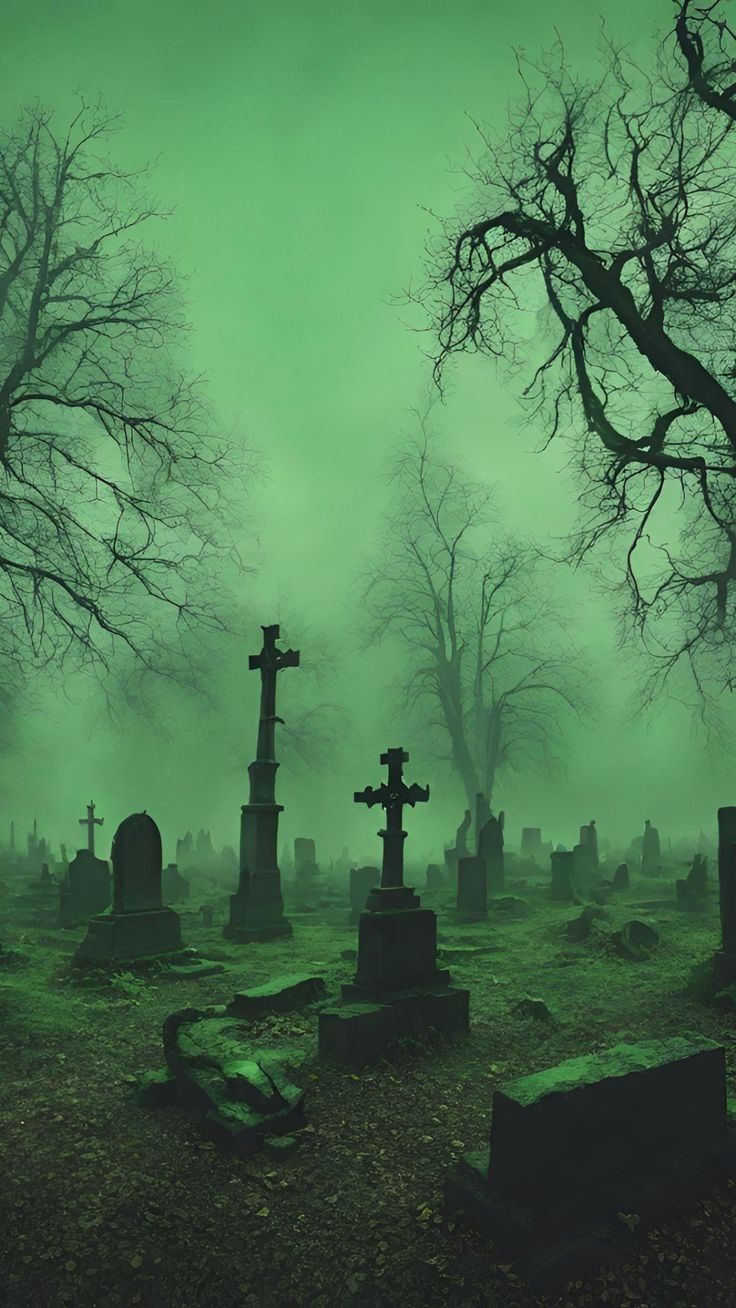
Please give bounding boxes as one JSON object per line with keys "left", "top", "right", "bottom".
{"left": 614, "top": 919, "right": 659, "bottom": 961}
{"left": 493, "top": 896, "right": 531, "bottom": 917}
{"left": 514, "top": 996, "right": 553, "bottom": 1021}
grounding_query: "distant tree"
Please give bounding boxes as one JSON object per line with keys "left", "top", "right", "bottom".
{"left": 426, "top": 0, "right": 736, "bottom": 711}
{"left": 363, "top": 428, "right": 588, "bottom": 811}
{"left": 0, "top": 100, "right": 244, "bottom": 690}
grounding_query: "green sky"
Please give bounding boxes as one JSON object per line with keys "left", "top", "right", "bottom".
{"left": 0, "top": 0, "right": 725, "bottom": 865}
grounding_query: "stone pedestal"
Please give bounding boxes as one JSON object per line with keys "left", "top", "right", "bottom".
{"left": 319, "top": 885, "right": 469, "bottom": 1065}
{"left": 76, "top": 906, "right": 182, "bottom": 962}
{"left": 225, "top": 793, "right": 292, "bottom": 942}
{"left": 445, "top": 1036, "right": 736, "bottom": 1286}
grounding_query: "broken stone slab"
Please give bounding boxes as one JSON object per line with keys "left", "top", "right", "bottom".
{"left": 613, "top": 919, "right": 659, "bottom": 961}
{"left": 141, "top": 1005, "right": 308, "bottom": 1156}
{"left": 226, "top": 973, "right": 327, "bottom": 1019}
{"left": 445, "top": 1035, "right": 736, "bottom": 1287}
{"left": 491, "top": 896, "right": 531, "bottom": 917}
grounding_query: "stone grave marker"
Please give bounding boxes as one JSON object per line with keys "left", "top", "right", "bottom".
{"left": 611, "top": 862, "right": 630, "bottom": 892}
{"left": 349, "top": 865, "right": 379, "bottom": 924}
{"left": 319, "top": 747, "right": 469, "bottom": 1066}
{"left": 59, "top": 849, "right": 110, "bottom": 925}
{"left": 76, "top": 812, "right": 182, "bottom": 962}
{"left": 225, "top": 624, "right": 298, "bottom": 942}
{"left": 478, "top": 814, "right": 504, "bottom": 896}
{"left": 425, "top": 863, "right": 445, "bottom": 895}
{"left": 641, "top": 819, "right": 662, "bottom": 877}
{"left": 521, "top": 827, "right": 543, "bottom": 861}
{"left": 550, "top": 850, "right": 576, "bottom": 901}
{"left": 445, "top": 1035, "right": 736, "bottom": 1286}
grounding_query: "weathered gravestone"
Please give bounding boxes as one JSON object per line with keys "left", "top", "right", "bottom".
{"left": 76, "top": 813, "right": 182, "bottom": 962}
{"left": 641, "top": 819, "right": 662, "bottom": 877}
{"left": 456, "top": 856, "right": 487, "bottom": 919}
{"left": 59, "top": 849, "right": 110, "bottom": 925}
{"left": 349, "top": 865, "right": 380, "bottom": 924}
{"left": 474, "top": 793, "right": 492, "bottom": 849}
{"left": 520, "top": 827, "right": 543, "bottom": 861}
{"left": 611, "top": 862, "right": 630, "bottom": 893}
{"left": 162, "top": 862, "right": 191, "bottom": 903}
{"left": 445, "top": 1035, "right": 736, "bottom": 1286}
{"left": 444, "top": 809, "right": 471, "bottom": 880}
{"left": 294, "top": 838, "right": 317, "bottom": 876}
{"left": 676, "top": 853, "right": 708, "bottom": 911}
{"left": 578, "top": 820, "right": 599, "bottom": 874}
{"left": 225, "top": 625, "right": 298, "bottom": 942}
{"left": 478, "top": 814, "right": 504, "bottom": 896}
{"left": 550, "top": 850, "right": 576, "bottom": 902}
{"left": 319, "top": 747, "right": 469, "bottom": 1066}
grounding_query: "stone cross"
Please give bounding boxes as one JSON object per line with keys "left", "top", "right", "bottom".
{"left": 79, "top": 800, "right": 104, "bottom": 856}
{"left": 249, "top": 624, "right": 300, "bottom": 764}
{"left": 354, "top": 747, "right": 429, "bottom": 889}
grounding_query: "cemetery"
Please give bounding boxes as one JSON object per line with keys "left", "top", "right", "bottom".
{"left": 7, "top": 2, "right": 736, "bottom": 1306}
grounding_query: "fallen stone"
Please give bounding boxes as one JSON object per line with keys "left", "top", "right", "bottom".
{"left": 492, "top": 896, "right": 531, "bottom": 917}
{"left": 143, "top": 1005, "right": 308, "bottom": 1156}
{"left": 227, "top": 973, "right": 327, "bottom": 1019}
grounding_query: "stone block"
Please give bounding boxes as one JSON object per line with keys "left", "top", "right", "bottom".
{"left": 227, "top": 973, "right": 326, "bottom": 1018}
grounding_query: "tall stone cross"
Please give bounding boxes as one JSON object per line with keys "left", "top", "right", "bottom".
{"left": 249, "top": 624, "right": 300, "bottom": 765}
{"left": 79, "top": 800, "right": 104, "bottom": 856}
{"left": 354, "top": 747, "right": 429, "bottom": 889}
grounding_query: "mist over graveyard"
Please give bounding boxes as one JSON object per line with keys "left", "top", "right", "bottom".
{"left": 0, "top": 0, "right": 731, "bottom": 866}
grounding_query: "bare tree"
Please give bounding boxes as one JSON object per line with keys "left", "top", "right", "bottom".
{"left": 363, "top": 429, "right": 587, "bottom": 812}
{"left": 426, "top": 1, "right": 736, "bottom": 712}
{"left": 0, "top": 100, "right": 244, "bottom": 691}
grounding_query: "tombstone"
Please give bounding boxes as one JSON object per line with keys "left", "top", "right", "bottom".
{"left": 219, "top": 845, "right": 238, "bottom": 878}
{"left": 199, "top": 904, "right": 215, "bottom": 928}
{"left": 349, "top": 865, "right": 380, "bottom": 924}
{"left": 39, "top": 862, "right": 53, "bottom": 894}
{"left": 579, "top": 820, "right": 599, "bottom": 873}
{"left": 474, "top": 793, "right": 492, "bottom": 850}
{"left": 59, "top": 849, "right": 110, "bottom": 924}
{"left": 294, "top": 837, "right": 317, "bottom": 874}
{"left": 572, "top": 842, "right": 593, "bottom": 893}
{"left": 76, "top": 813, "right": 182, "bottom": 962}
{"left": 478, "top": 815, "right": 504, "bottom": 896}
{"left": 425, "top": 863, "right": 445, "bottom": 895}
{"left": 162, "top": 862, "right": 191, "bottom": 903}
{"left": 319, "top": 747, "right": 469, "bottom": 1066}
{"left": 676, "top": 853, "right": 708, "bottom": 911}
{"left": 521, "top": 828, "right": 543, "bottom": 861}
{"left": 445, "top": 1035, "right": 736, "bottom": 1285}
{"left": 456, "top": 856, "right": 487, "bottom": 918}
{"left": 456, "top": 809, "right": 471, "bottom": 859}
{"left": 225, "top": 625, "right": 298, "bottom": 943}
{"left": 611, "top": 862, "right": 630, "bottom": 893}
{"left": 550, "top": 850, "right": 576, "bottom": 902}
{"left": 78, "top": 800, "right": 104, "bottom": 856}
{"left": 713, "top": 807, "right": 736, "bottom": 990}
{"left": 641, "top": 819, "right": 662, "bottom": 877}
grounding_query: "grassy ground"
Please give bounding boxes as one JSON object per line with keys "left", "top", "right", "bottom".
{"left": 2, "top": 866, "right": 736, "bottom": 1308}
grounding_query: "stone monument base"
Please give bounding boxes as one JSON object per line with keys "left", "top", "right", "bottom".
{"left": 224, "top": 871, "right": 292, "bottom": 944}
{"left": 318, "top": 984, "right": 469, "bottom": 1068}
{"left": 75, "top": 906, "right": 182, "bottom": 963}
